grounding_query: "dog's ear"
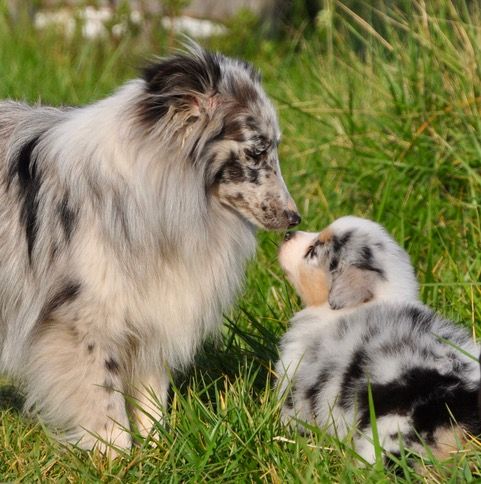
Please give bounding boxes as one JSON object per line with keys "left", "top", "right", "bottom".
{"left": 141, "top": 49, "right": 222, "bottom": 121}
{"left": 328, "top": 266, "right": 378, "bottom": 310}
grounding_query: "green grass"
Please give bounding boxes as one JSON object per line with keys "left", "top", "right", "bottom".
{"left": 1, "top": 1, "right": 481, "bottom": 481}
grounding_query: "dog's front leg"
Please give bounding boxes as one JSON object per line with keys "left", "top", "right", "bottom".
{"left": 132, "top": 368, "right": 170, "bottom": 439}
{"left": 24, "top": 323, "right": 131, "bottom": 458}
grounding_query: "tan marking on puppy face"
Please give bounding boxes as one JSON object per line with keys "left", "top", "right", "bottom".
{"left": 318, "top": 228, "right": 333, "bottom": 244}
{"left": 279, "top": 230, "right": 330, "bottom": 307}
{"left": 297, "top": 264, "right": 329, "bottom": 306}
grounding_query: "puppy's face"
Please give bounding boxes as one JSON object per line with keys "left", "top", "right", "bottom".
{"left": 279, "top": 218, "right": 388, "bottom": 309}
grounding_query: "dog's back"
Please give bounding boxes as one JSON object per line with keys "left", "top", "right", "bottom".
{"left": 0, "top": 101, "right": 66, "bottom": 177}
{"left": 0, "top": 102, "right": 31, "bottom": 169}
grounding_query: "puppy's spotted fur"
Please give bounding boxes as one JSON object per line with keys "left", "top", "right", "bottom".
{"left": 276, "top": 216, "right": 480, "bottom": 464}
{"left": 0, "top": 44, "right": 299, "bottom": 456}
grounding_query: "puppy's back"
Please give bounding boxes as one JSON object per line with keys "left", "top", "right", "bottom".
{"left": 277, "top": 302, "right": 481, "bottom": 462}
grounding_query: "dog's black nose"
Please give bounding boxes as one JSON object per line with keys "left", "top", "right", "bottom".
{"left": 287, "top": 211, "right": 301, "bottom": 228}
{"left": 284, "top": 231, "right": 296, "bottom": 242}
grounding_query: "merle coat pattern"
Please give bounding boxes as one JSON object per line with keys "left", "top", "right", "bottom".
{"left": 0, "top": 45, "right": 300, "bottom": 456}
{"left": 276, "top": 217, "right": 480, "bottom": 464}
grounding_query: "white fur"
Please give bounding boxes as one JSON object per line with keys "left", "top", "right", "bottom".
{"left": 0, "top": 47, "right": 297, "bottom": 455}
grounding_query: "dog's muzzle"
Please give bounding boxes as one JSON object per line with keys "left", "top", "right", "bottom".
{"left": 285, "top": 211, "right": 301, "bottom": 228}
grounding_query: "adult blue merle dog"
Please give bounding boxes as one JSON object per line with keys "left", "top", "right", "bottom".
{"left": 0, "top": 45, "right": 300, "bottom": 456}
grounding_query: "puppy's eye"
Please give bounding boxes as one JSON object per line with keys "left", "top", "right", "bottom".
{"left": 305, "top": 245, "right": 316, "bottom": 259}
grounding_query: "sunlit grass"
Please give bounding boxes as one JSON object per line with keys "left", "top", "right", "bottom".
{"left": 1, "top": 1, "right": 481, "bottom": 481}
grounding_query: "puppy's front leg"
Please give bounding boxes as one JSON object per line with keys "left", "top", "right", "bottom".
{"left": 132, "top": 368, "right": 170, "bottom": 438}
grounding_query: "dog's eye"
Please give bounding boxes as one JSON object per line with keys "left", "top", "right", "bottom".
{"left": 252, "top": 146, "right": 267, "bottom": 157}
{"left": 245, "top": 147, "right": 267, "bottom": 163}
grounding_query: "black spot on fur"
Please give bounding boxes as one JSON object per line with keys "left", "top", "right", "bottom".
{"left": 412, "top": 382, "right": 480, "bottom": 438}
{"left": 285, "top": 391, "right": 294, "bottom": 409}
{"left": 360, "top": 245, "right": 373, "bottom": 261}
{"left": 58, "top": 192, "right": 77, "bottom": 242}
{"left": 380, "top": 342, "right": 404, "bottom": 356}
{"left": 105, "top": 357, "right": 120, "bottom": 374}
{"left": 43, "top": 281, "right": 81, "bottom": 320}
{"left": 229, "top": 78, "right": 259, "bottom": 106}
{"left": 332, "top": 230, "right": 353, "bottom": 253}
{"left": 112, "top": 192, "right": 130, "bottom": 243}
{"left": 215, "top": 152, "right": 245, "bottom": 184}
{"left": 222, "top": 119, "right": 246, "bottom": 142}
{"left": 246, "top": 167, "right": 260, "bottom": 185}
{"left": 339, "top": 349, "right": 368, "bottom": 409}
{"left": 404, "top": 306, "right": 434, "bottom": 330}
{"left": 188, "top": 137, "right": 201, "bottom": 161}
{"left": 329, "top": 257, "right": 339, "bottom": 272}
{"left": 420, "top": 347, "right": 436, "bottom": 360}
{"left": 8, "top": 136, "right": 43, "bottom": 262}
{"left": 140, "top": 50, "right": 222, "bottom": 122}
{"left": 360, "top": 321, "right": 380, "bottom": 344}
{"left": 87, "top": 343, "right": 95, "bottom": 353}
{"left": 245, "top": 115, "right": 259, "bottom": 132}
{"left": 206, "top": 118, "right": 247, "bottom": 149}
{"left": 354, "top": 245, "right": 385, "bottom": 277}
{"left": 305, "top": 368, "right": 331, "bottom": 417}
{"left": 103, "top": 379, "right": 114, "bottom": 393}
{"left": 238, "top": 60, "right": 261, "bottom": 82}
{"left": 358, "top": 367, "right": 481, "bottom": 438}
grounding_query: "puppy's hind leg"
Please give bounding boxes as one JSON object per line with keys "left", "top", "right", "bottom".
{"left": 24, "top": 321, "right": 131, "bottom": 458}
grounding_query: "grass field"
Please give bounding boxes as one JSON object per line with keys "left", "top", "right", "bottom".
{"left": 1, "top": 1, "right": 481, "bottom": 481}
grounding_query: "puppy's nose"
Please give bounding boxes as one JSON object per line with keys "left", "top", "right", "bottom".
{"left": 286, "top": 211, "right": 301, "bottom": 228}
{"left": 284, "top": 231, "right": 297, "bottom": 242}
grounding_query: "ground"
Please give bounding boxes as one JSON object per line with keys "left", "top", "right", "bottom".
{"left": 1, "top": 1, "right": 481, "bottom": 481}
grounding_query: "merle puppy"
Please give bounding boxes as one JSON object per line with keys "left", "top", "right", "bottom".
{"left": 276, "top": 216, "right": 480, "bottom": 463}
{"left": 0, "top": 44, "right": 300, "bottom": 456}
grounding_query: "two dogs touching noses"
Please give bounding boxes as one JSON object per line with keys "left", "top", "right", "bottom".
{"left": 0, "top": 42, "right": 478, "bottom": 467}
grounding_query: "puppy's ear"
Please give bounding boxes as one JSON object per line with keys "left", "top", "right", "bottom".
{"left": 328, "top": 266, "right": 378, "bottom": 310}
{"left": 141, "top": 49, "right": 222, "bottom": 121}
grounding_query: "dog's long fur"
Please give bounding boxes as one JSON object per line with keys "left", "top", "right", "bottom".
{"left": 0, "top": 45, "right": 299, "bottom": 454}
{"left": 276, "top": 217, "right": 480, "bottom": 464}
